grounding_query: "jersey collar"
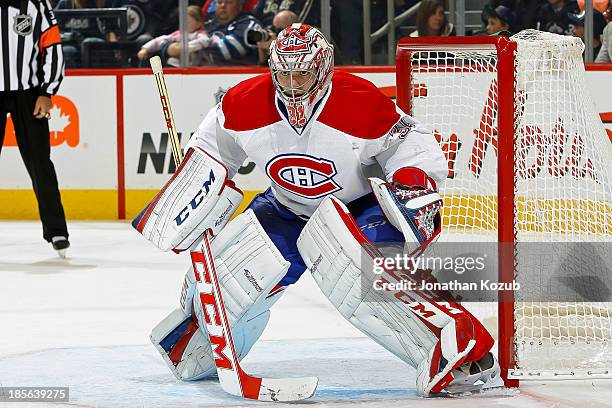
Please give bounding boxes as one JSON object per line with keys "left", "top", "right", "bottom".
{"left": 274, "top": 83, "right": 333, "bottom": 135}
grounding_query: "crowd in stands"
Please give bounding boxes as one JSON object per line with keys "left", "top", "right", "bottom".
{"left": 487, "top": 0, "right": 612, "bottom": 61}
{"left": 408, "top": 0, "right": 611, "bottom": 62}
{"left": 49, "top": 0, "right": 612, "bottom": 67}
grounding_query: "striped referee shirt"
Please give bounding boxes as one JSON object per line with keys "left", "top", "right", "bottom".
{"left": 0, "top": 0, "right": 64, "bottom": 95}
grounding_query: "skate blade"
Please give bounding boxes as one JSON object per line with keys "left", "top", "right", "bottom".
{"left": 445, "top": 385, "right": 518, "bottom": 398}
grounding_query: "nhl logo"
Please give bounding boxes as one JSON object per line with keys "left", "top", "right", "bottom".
{"left": 13, "top": 14, "right": 33, "bottom": 36}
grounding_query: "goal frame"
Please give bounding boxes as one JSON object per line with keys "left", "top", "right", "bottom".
{"left": 396, "top": 35, "right": 519, "bottom": 387}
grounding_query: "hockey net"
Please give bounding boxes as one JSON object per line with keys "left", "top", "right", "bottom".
{"left": 396, "top": 30, "right": 612, "bottom": 382}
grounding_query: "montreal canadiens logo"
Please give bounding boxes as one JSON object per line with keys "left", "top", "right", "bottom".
{"left": 266, "top": 154, "right": 342, "bottom": 199}
{"left": 277, "top": 31, "right": 312, "bottom": 55}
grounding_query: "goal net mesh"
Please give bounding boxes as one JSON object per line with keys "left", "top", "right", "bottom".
{"left": 401, "top": 30, "right": 612, "bottom": 378}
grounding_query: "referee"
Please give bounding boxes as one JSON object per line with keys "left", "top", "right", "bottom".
{"left": 1, "top": 0, "right": 69, "bottom": 257}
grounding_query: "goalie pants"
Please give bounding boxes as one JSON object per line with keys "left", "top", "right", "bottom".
{"left": 246, "top": 188, "right": 403, "bottom": 286}
{"left": 0, "top": 89, "right": 68, "bottom": 242}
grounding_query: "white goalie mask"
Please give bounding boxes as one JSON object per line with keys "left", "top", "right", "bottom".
{"left": 269, "top": 24, "right": 334, "bottom": 128}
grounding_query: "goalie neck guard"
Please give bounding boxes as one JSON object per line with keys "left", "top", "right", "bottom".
{"left": 268, "top": 23, "right": 334, "bottom": 128}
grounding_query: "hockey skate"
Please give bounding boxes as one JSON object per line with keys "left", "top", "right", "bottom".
{"left": 444, "top": 352, "right": 501, "bottom": 395}
{"left": 51, "top": 236, "right": 70, "bottom": 258}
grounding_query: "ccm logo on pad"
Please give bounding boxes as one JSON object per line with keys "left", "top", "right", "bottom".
{"left": 266, "top": 154, "right": 341, "bottom": 199}
{"left": 174, "top": 170, "right": 216, "bottom": 226}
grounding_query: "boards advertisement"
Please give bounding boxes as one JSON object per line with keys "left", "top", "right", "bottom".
{"left": 1, "top": 67, "right": 610, "bottom": 219}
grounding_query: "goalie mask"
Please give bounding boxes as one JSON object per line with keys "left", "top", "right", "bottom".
{"left": 269, "top": 24, "right": 334, "bottom": 128}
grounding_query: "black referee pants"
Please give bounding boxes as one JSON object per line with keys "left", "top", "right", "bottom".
{"left": 0, "top": 88, "right": 68, "bottom": 242}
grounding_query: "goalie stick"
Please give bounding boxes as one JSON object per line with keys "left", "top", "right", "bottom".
{"left": 150, "top": 56, "right": 183, "bottom": 167}
{"left": 192, "top": 235, "right": 318, "bottom": 401}
{"left": 149, "top": 56, "right": 318, "bottom": 401}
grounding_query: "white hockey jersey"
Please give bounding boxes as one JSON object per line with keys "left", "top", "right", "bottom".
{"left": 185, "top": 71, "right": 447, "bottom": 218}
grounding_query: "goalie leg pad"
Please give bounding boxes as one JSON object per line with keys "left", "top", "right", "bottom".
{"left": 132, "top": 147, "right": 243, "bottom": 252}
{"left": 297, "top": 197, "right": 435, "bottom": 367}
{"left": 150, "top": 309, "right": 216, "bottom": 381}
{"left": 150, "top": 302, "right": 279, "bottom": 381}
{"left": 193, "top": 209, "right": 290, "bottom": 326}
{"left": 151, "top": 210, "right": 289, "bottom": 381}
{"left": 297, "top": 196, "right": 494, "bottom": 397}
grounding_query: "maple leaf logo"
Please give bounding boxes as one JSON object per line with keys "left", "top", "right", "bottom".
{"left": 47, "top": 103, "right": 80, "bottom": 147}
{"left": 48, "top": 105, "right": 70, "bottom": 135}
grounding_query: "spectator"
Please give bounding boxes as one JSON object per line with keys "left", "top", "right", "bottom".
{"left": 536, "top": 0, "right": 580, "bottom": 35}
{"left": 1, "top": 0, "right": 70, "bottom": 257}
{"left": 577, "top": 0, "right": 610, "bottom": 15}
{"left": 108, "top": 1, "right": 207, "bottom": 57}
{"left": 55, "top": 0, "right": 120, "bottom": 68}
{"left": 109, "top": 0, "right": 183, "bottom": 51}
{"left": 252, "top": 1, "right": 344, "bottom": 64}
{"left": 137, "top": 6, "right": 209, "bottom": 67}
{"left": 273, "top": 9, "right": 299, "bottom": 29}
{"left": 199, "top": 0, "right": 263, "bottom": 66}
{"left": 203, "top": 0, "right": 216, "bottom": 20}
{"left": 486, "top": 5, "right": 515, "bottom": 34}
{"left": 330, "top": 0, "right": 362, "bottom": 64}
{"left": 253, "top": 0, "right": 320, "bottom": 29}
{"left": 329, "top": 0, "right": 418, "bottom": 64}
{"left": 568, "top": 9, "right": 607, "bottom": 58}
{"left": 411, "top": 0, "right": 455, "bottom": 37}
{"left": 482, "top": 1, "right": 544, "bottom": 33}
{"left": 254, "top": 9, "right": 299, "bottom": 64}
{"left": 295, "top": 0, "right": 319, "bottom": 27}
{"left": 254, "top": 0, "right": 297, "bottom": 28}
{"left": 596, "top": 20, "right": 612, "bottom": 62}
{"left": 202, "top": 0, "right": 257, "bottom": 21}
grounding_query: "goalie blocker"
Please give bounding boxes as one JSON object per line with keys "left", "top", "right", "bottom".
{"left": 131, "top": 147, "right": 243, "bottom": 252}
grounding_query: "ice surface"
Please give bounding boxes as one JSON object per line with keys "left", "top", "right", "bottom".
{"left": 1, "top": 222, "right": 611, "bottom": 407}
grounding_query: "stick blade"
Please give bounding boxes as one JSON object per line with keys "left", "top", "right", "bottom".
{"left": 257, "top": 376, "right": 319, "bottom": 402}
{"left": 219, "top": 367, "right": 318, "bottom": 402}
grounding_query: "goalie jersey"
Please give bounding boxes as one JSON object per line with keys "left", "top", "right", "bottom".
{"left": 185, "top": 71, "right": 447, "bottom": 219}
